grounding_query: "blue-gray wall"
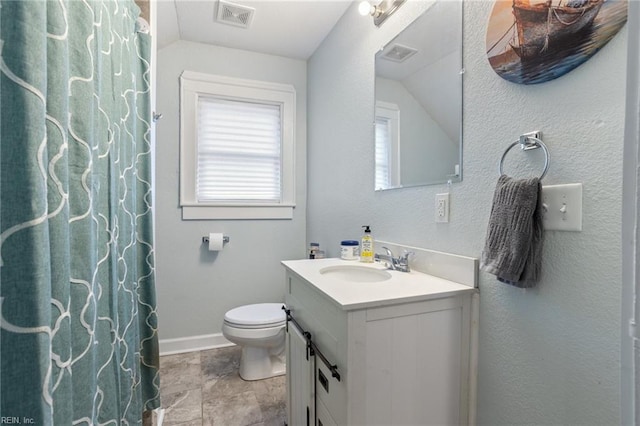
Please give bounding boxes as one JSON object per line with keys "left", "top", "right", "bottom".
{"left": 155, "top": 41, "right": 307, "bottom": 342}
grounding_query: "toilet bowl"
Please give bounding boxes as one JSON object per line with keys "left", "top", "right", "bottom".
{"left": 222, "top": 303, "right": 286, "bottom": 381}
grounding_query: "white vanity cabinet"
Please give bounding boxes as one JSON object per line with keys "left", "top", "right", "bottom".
{"left": 283, "top": 258, "right": 478, "bottom": 426}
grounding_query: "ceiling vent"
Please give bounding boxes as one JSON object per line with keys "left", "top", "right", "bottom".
{"left": 381, "top": 43, "right": 418, "bottom": 63}
{"left": 216, "top": 0, "right": 255, "bottom": 29}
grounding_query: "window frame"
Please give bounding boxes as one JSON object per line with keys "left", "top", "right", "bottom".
{"left": 179, "top": 71, "right": 296, "bottom": 220}
{"left": 375, "top": 100, "right": 401, "bottom": 190}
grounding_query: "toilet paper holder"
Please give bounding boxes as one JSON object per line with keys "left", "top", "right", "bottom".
{"left": 202, "top": 235, "right": 230, "bottom": 244}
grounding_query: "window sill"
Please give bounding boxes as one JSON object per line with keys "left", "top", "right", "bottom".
{"left": 181, "top": 204, "right": 295, "bottom": 220}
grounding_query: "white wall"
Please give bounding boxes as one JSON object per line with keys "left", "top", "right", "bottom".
{"left": 307, "top": 2, "right": 626, "bottom": 424}
{"left": 376, "top": 77, "right": 457, "bottom": 184}
{"left": 155, "top": 40, "right": 307, "bottom": 342}
{"left": 404, "top": 49, "right": 462, "bottom": 143}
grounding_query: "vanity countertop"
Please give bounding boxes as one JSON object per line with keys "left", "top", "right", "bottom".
{"left": 282, "top": 258, "right": 475, "bottom": 311}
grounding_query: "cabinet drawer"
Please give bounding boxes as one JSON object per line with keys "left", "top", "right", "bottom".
{"left": 316, "top": 398, "right": 338, "bottom": 426}
{"left": 316, "top": 356, "right": 347, "bottom": 425}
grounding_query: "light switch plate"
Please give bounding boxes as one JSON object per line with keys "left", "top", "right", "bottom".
{"left": 541, "top": 183, "right": 582, "bottom": 231}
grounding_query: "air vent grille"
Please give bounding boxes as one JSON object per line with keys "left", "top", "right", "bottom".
{"left": 381, "top": 43, "right": 418, "bottom": 63}
{"left": 216, "top": 0, "right": 255, "bottom": 29}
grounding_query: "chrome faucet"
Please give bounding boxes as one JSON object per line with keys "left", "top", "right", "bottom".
{"left": 374, "top": 247, "right": 414, "bottom": 272}
{"left": 374, "top": 247, "right": 395, "bottom": 267}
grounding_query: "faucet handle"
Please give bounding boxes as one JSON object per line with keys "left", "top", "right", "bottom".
{"left": 399, "top": 250, "right": 414, "bottom": 261}
{"left": 397, "top": 251, "right": 414, "bottom": 272}
{"left": 381, "top": 246, "right": 395, "bottom": 258}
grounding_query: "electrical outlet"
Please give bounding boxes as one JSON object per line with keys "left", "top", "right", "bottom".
{"left": 435, "top": 193, "right": 450, "bottom": 223}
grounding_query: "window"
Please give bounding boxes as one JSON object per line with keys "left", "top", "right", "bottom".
{"left": 375, "top": 101, "right": 400, "bottom": 190}
{"left": 375, "top": 115, "right": 392, "bottom": 189}
{"left": 180, "top": 71, "right": 296, "bottom": 219}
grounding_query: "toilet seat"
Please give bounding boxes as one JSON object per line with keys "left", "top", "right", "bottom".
{"left": 224, "top": 303, "right": 286, "bottom": 329}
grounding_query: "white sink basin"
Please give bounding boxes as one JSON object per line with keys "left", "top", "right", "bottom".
{"left": 319, "top": 264, "right": 392, "bottom": 283}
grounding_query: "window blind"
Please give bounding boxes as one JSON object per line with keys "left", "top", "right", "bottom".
{"left": 197, "top": 96, "right": 282, "bottom": 202}
{"left": 375, "top": 116, "right": 391, "bottom": 190}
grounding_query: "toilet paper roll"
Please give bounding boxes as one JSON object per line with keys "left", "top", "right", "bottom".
{"left": 208, "top": 233, "right": 225, "bottom": 251}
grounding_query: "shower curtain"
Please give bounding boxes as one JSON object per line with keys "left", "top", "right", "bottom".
{"left": 0, "top": 0, "right": 160, "bottom": 423}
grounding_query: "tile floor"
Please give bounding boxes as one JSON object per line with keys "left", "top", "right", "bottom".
{"left": 160, "top": 346, "right": 287, "bottom": 426}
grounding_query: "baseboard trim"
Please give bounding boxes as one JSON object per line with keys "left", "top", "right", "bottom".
{"left": 156, "top": 408, "right": 165, "bottom": 426}
{"left": 159, "top": 333, "right": 234, "bottom": 356}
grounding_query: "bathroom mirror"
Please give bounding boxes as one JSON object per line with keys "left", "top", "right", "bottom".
{"left": 374, "top": 0, "right": 463, "bottom": 191}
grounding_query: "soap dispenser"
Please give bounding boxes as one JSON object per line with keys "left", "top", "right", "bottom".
{"left": 360, "top": 225, "right": 374, "bottom": 263}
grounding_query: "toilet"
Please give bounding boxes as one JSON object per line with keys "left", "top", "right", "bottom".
{"left": 221, "top": 303, "right": 287, "bottom": 381}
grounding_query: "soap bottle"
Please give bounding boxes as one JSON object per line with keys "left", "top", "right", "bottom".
{"left": 360, "top": 225, "right": 374, "bottom": 263}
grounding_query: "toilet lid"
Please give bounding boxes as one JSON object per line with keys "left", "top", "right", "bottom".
{"left": 224, "top": 303, "right": 286, "bottom": 327}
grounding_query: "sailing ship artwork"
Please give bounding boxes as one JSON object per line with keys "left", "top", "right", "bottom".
{"left": 486, "top": 0, "right": 627, "bottom": 84}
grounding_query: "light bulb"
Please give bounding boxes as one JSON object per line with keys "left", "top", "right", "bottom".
{"left": 358, "top": 1, "right": 374, "bottom": 16}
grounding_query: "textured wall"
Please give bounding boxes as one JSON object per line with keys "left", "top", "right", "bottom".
{"left": 155, "top": 40, "right": 307, "bottom": 340}
{"left": 307, "top": 1, "right": 626, "bottom": 424}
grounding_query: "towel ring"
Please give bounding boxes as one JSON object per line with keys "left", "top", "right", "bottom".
{"left": 499, "top": 136, "right": 550, "bottom": 180}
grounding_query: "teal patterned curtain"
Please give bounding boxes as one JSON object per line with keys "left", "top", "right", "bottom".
{"left": 0, "top": 0, "right": 161, "bottom": 423}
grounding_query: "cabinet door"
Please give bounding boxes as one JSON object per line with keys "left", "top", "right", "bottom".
{"left": 363, "top": 298, "right": 467, "bottom": 425}
{"left": 287, "top": 323, "right": 315, "bottom": 426}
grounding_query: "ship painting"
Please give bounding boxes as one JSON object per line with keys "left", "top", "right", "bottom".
{"left": 486, "top": 0, "right": 627, "bottom": 84}
{"left": 511, "top": 0, "right": 603, "bottom": 59}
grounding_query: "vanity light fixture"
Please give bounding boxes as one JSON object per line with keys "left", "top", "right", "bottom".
{"left": 358, "top": 0, "right": 406, "bottom": 27}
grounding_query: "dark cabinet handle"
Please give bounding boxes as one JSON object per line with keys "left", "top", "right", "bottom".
{"left": 318, "top": 368, "right": 329, "bottom": 393}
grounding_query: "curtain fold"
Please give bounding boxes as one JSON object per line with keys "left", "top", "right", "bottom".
{"left": 0, "top": 1, "right": 161, "bottom": 423}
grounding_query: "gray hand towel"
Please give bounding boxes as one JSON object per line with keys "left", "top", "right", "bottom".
{"left": 480, "top": 174, "right": 544, "bottom": 288}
